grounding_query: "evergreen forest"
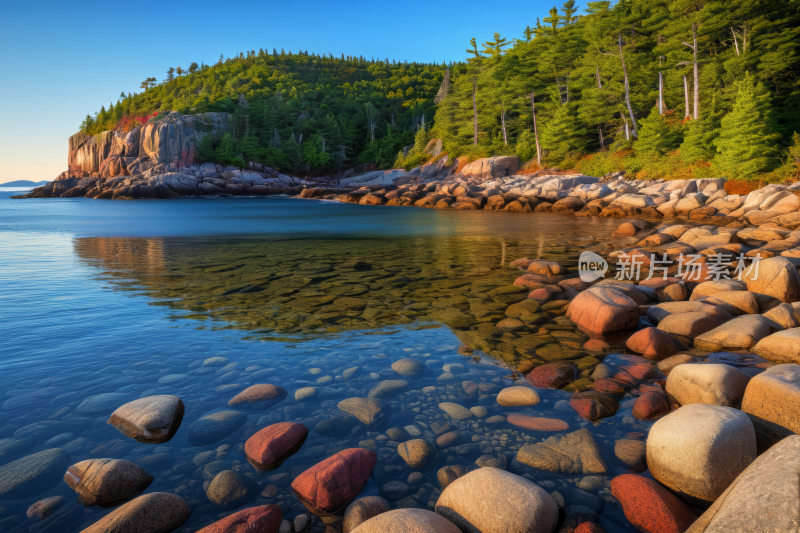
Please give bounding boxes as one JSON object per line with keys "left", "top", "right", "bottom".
{"left": 80, "top": 0, "right": 800, "bottom": 181}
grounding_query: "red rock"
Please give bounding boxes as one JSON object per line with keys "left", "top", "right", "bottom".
{"left": 626, "top": 328, "right": 680, "bottom": 360}
{"left": 245, "top": 422, "right": 308, "bottom": 471}
{"left": 593, "top": 378, "right": 627, "bottom": 396}
{"left": 567, "top": 287, "right": 640, "bottom": 336}
{"left": 611, "top": 474, "right": 696, "bottom": 533}
{"left": 507, "top": 414, "right": 569, "bottom": 432}
{"left": 197, "top": 505, "right": 283, "bottom": 533}
{"left": 574, "top": 523, "right": 608, "bottom": 533}
{"left": 525, "top": 362, "right": 576, "bottom": 389}
{"left": 632, "top": 390, "right": 671, "bottom": 420}
{"left": 559, "top": 278, "right": 589, "bottom": 292}
{"left": 612, "top": 222, "right": 638, "bottom": 237}
{"left": 291, "top": 448, "right": 377, "bottom": 516}
{"left": 583, "top": 339, "right": 609, "bottom": 351}
{"left": 514, "top": 274, "right": 549, "bottom": 290}
{"left": 528, "top": 285, "right": 563, "bottom": 303}
{"left": 228, "top": 384, "right": 288, "bottom": 410}
{"left": 569, "top": 392, "right": 619, "bottom": 421}
{"left": 620, "top": 362, "right": 663, "bottom": 381}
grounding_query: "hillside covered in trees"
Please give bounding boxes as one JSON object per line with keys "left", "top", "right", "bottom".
{"left": 79, "top": 0, "right": 800, "bottom": 181}
{"left": 80, "top": 51, "right": 446, "bottom": 172}
{"left": 433, "top": 0, "right": 800, "bottom": 181}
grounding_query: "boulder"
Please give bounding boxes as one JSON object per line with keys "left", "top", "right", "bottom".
{"left": 0, "top": 448, "right": 72, "bottom": 499}
{"left": 611, "top": 474, "right": 696, "bottom": 533}
{"left": 657, "top": 311, "right": 729, "bottom": 343}
{"left": 368, "top": 380, "right": 409, "bottom": 398}
{"left": 206, "top": 470, "right": 260, "bottom": 508}
{"left": 107, "top": 395, "right": 185, "bottom": 444}
{"left": 497, "top": 386, "right": 540, "bottom": 407}
{"left": 352, "top": 509, "right": 461, "bottom": 533}
{"left": 197, "top": 505, "right": 283, "bottom": 533}
{"left": 741, "top": 364, "right": 800, "bottom": 447}
{"left": 685, "top": 436, "right": 800, "bottom": 533}
{"left": 244, "top": 422, "right": 308, "bottom": 471}
{"left": 460, "top": 156, "right": 520, "bottom": 179}
{"left": 625, "top": 327, "right": 680, "bottom": 360}
{"left": 689, "top": 279, "right": 746, "bottom": 301}
{"left": 569, "top": 391, "right": 619, "bottom": 421}
{"left": 79, "top": 492, "right": 191, "bottom": 533}
{"left": 391, "top": 358, "right": 426, "bottom": 379}
{"left": 517, "top": 428, "right": 608, "bottom": 475}
{"left": 646, "top": 301, "right": 732, "bottom": 325}
{"left": 525, "top": 361, "right": 576, "bottom": 389}
{"left": 752, "top": 328, "right": 800, "bottom": 363}
{"left": 632, "top": 389, "right": 671, "bottom": 420}
{"left": 742, "top": 256, "right": 800, "bottom": 303}
{"left": 438, "top": 402, "right": 473, "bottom": 420}
{"left": 614, "top": 439, "right": 647, "bottom": 473}
{"left": 665, "top": 364, "right": 751, "bottom": 408}
{"left": 437, "top": 464, "right": 471, "bottom": 490}
{"left": 693, "top": 314, "right": 782, "bottom": 351}
{"left": 65, "top": 458, "right": 153, "bottom": 507}
{"left": 291, "top": 448, "right": 377, "bottom": 515}
{"left": 398, "top": 439, "right": 437, "bottom": 469}
{"left": 762, "top": 303, "right": 800, "bottom": 329}
{"left": 647, "top": 404, "right": 756, "bottom": 502}
{"left": 343, "top": 496, "right": 391, "bottom": 533}
{"left": 338, "top": 398, "right": 390, "bottom": 428}
{"left": 227, "top": 384, "right": 288, "bottom": 410}
{"left": 700, "top": 291, "right": 760, "bottom": 316}
{"left": 566, "top": 287, "right": 640, "bottom": 336}
{"left": 435, "top": 468, "right": 558, "bottom": 533}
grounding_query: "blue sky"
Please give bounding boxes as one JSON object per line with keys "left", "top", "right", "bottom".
{"left": 0, "top": 0, "right": 581, "bottom": 183}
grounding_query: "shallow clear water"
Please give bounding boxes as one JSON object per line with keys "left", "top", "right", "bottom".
{"left": 0, "top": 192, "right": 644, "bottom": 532}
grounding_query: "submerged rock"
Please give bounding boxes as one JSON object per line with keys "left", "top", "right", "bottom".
{"left": 245, "top": 422, "right": 308, "bottom": 471}
{"left": 228, "top": 384, "right": 287, "bottom": 410}
{"left": 291, "top": 448, "right": 377, "bottom": 516}
{"left": 611, "top": 474, "right": 696, "bottom": 533}
{"left": 65, "top": 458, "right": 153, "bottom": 507}
{"left": 517, "top": 428, "right": 608, "bottom": 475}
{"left": 197, "top": 505, "right": 283, "bottom": 533}
{"left": 338, "top": 398, "right": 390, "bottom": 428}
{"left": 79, "top": 492, "right": 191, "bottom": 533}
{"left": 206, "top": 470, "right": 260, "bottom": 508}
{"left": 186, "top": 410, "right": 247, "bottom": 446}
{"left": 352, "top": 509, "right": 461, "bottom": 533}
{"left": 107, "top": 395, "right": 185, "bottom": 444}
{"left": 343, "top": 496, "right": 391, "bottom": 533}
{"left": 0, "top": 448, "right": 71, "bottom": 499}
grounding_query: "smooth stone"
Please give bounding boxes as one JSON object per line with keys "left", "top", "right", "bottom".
{"left": 763, "top": 303, "right": 800, "bottom": 328}
{"left": 665, "top": 364, "right": 751, "bottom": 408}
{"left": 614, "top": 439, "right": 647, "bottom": 473}
{"left": 398, "top": 439, "right": 437, "bottom": 469}
{"left": 437, "top": 431, "right": 460, "bottom": 448}
{"left": 567, "top": 287, "right": 640, "bottom": 336}
{"left": 611, "top": 474, "right": 697, "bottom": 533}
{"left": 107, "top": 395, "right": 185, "bottom": 444}
{"left": 196, "top": 505, "right": 283, "bottom": 533}
{"left": 435, "top": 468, "right": 558, "bottom": 533}
{"left": 647, "top": 404, "right": 756, "bottom": 502}
{"left": 569, "top": 391, "right": 619, "bottom": 421}
{"left": 470, "top": 406, "right": 488, "bottom": 418}
{"left": 625, "top": 327, "right": 679, "bottom": 360}
{"left": 315, "top": 415, "right": 358, "bottom": 437}
{"left": 693, "top": 315, "right": 782, "bottom": 351}
{"left": 186, "top": 410, "right": 247, "bottom": 446}
{"left": 525, "top": 361, "right": 576, "bottom": 389}
{"left": 517, "top": 428, "right": 608, "bottom": 475}
{"left": 206, "top": 470, "right": 260, "bottom": 508}
{"left": 338, "top": 398, "right": 390, "bottom": 428}
{"left": 343, "top": 496, "right": 391, "bottom": 533}
{"left": 228, "top": 384, "right": 288, "bottom": 410}
{"left": 381, "top": 480, "right": 411, "bottom": 500}
{"left": 475, "top": 454, "right": 506, "bottom": 469}
{"left": 0, "top": 436, "right": 37, "bottom": 464}
{"left": 685, "top": 435, "right": 800, "bottom": 533}
{"left": 27, "top": 495, "right": 65, "bottom": 520}
{"left": 79, "top": 492, "right": 191, "bottom": 533}
{"left": 497, "top": 386, "right": 540, "bottom": 407}
{"left": 368, "top": 380, "right": 409, "bottom": 398}
{"left": 158, "top": 374, "right": 189, "bottom": 385}
{"left": 438, "top": 402, "right": 473, "bottom": 420}
{"left": 657, "top": 311, "right": 730, "bottom": 342}
{"left": 291, "top": 448, "right": 377, "bottom": 516}
{"left": 295, "top": 387, "right": 318, "bottom": 402}
{"left": 352, "top": 509, "right": 461, "bottom": 533}
{"left": 391, "top": 358, "right": 426, "bottom": 379}
{"left": 657, "top": 354, "right": 701, "bottom": 375}
{"left": 741, "top": 364, "right": 800, "bottom": 446}
{"left": 507, "top": 414, "right": 569, "bottom": 432}
{"left": 753, "top": 328, "right": 800, "bottom": 364}
{"left": 632, "top": 389, "right": 671, "bottom": 420}
{"left": 245, "top": 422, "right": 308, "bottom": 471}
{"left": 0, "top": 448, "right": 71, "bottom": 499}
{"left": 437, "top": 464, "right": 470, "bottom": 490}
{"left": 742, "top": 256, "right": 800, "bottom": 303}
{"left": 203, "top": 357, "right": 230, "bottom": 366}
{"left": 65, "top": 458, "right": 153, "bottom": 507}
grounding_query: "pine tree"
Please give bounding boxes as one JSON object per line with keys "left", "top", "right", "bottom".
{"left": 715, "top": 75, "right": 782, "bottom": 179}
{"left": 413, "top": 127, "right": 429, "bottom": 154}
{"left": 541, "top": 103, "right": 588, "bottom": 163}
{"left": 635, "top": 107, "right": 683, "bottom": 156}
{"left": 681, "top": 98, "right": 723, "bottom": 163}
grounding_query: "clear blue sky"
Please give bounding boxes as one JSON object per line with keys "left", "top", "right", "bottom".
{"left": 0, "top": 0, "right": 581, "bottom": 183}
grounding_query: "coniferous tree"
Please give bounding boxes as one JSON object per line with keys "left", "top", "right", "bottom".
{"left": 680, "top": 98, "right": 723, "bottom": 163}
{"left": 715, "top": 75, "right": 782, "bottom": 179}
{"left": 635, "top": 108, "right": 683, "bottom": 156}
{"left": 541, "top": 103, "right": 587, "bottom": 163}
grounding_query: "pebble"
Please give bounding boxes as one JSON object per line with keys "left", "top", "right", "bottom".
{"left": 186, "top": 410, "right": 247, "bottom": 446}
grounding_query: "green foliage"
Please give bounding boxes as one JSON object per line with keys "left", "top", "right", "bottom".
{"left": 715, "top": 74, "right": 782, "bottom": 179}
{"left": 516, "top": 130, "right": 539, "bottom": 162}
{"left": 635, "top": 108, "right": 683, "bottom": 156}
{"left": 681, "top": 101, "right": 723, "bottom": 163}
{"left": 540, "top": 103, "right": 587, "bottom": 164}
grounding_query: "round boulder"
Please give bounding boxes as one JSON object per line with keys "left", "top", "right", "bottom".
{"left": 343, "top": 496, "right": 391, "bottom": 533}
{"left": 79, "top": 492, "right": 191, "bottom": 533}
{"left": 65, "top": 458, "right": 153, "bottom": 507}
{"left": 665, "top": 363, "right": 751, "bottom": 408}
{"left": 647, "top": 404, "right": 756, "bottom": 501}
{"left": 497, "top": 386, "right": 540, "bottom": 407}
{"left": 352, "top": 509, "right": 461, "bottom": 533}
{"left": 107, "top": 395, "right": 185, "bottom": 444}
{"left": 391, "top": 358, "right": 426, "bottom": 379}
{"left": 435, "top": 468, "right": 558, "bottom": 533}
{"left": 398, "top": 439, "right": 437, "bottom": 469}
{"left": 206, "top": 470, "right": 260, "bottom": 508}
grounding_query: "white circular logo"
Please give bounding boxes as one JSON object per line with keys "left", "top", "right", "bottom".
{"left": 579, "top": 251, "right": 608, "bottom": 283}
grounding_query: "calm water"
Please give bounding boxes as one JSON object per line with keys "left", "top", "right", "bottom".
{"left": 0, "top": 190, "right": 642, "bottom": 532}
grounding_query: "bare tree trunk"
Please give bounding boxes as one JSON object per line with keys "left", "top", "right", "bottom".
{"left": 530, "top": 92, "right": 541, "bottom": 165}
{"left": 731, "top": 27, "right": 740, "bottom": 56}
{"left": 692, "top": 22, "right": 699, "bottom": 120}
{"left": 658, "top": 72, "right": 664, "bottom": 115}
{"left": 596, "top": 67, "right": 602, "bottom": 89}
{"left": 684, "top": 75, "right": 691, "bottom": 119}
{"left": 621, "top": 114, "right": 630, "bottom": 141}
{"left": 501, "top": 102, "right": 508, "bottom": 146}
{"left": 472, "top": 79, "right": 478, "bottom": 146}
{"left": 599, "top": 124, "right": 605, "bottom": 149}
{"left": 618, "top": 34, "right": 638, "bottom": 137}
